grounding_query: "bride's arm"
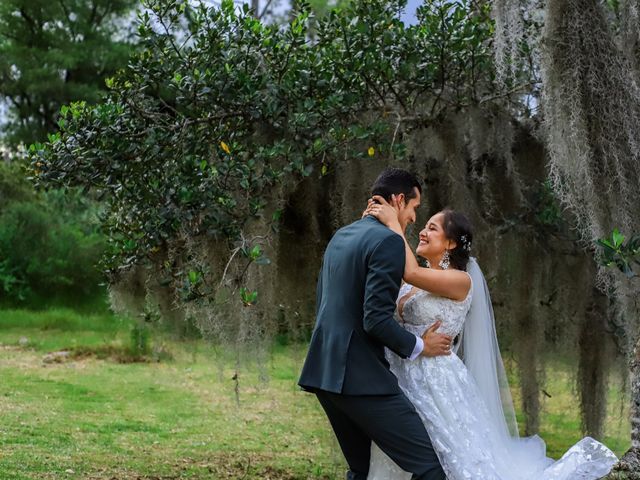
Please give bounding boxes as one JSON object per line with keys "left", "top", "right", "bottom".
{"left": 364, "top": 197, "right": 471, "bottom": 301}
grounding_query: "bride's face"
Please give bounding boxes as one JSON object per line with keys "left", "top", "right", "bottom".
{"left": 416, "top": 212, "right": 455, "bottom": 260}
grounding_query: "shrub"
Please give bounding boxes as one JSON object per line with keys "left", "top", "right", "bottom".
{"left": 0, "top": 161, "right": 106, "bottom": 304}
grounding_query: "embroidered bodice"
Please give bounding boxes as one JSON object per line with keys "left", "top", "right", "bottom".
{"left": 396, "top": 278, "right": 473, "bottom": 338}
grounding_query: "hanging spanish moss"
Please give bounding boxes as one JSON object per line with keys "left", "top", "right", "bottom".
{"left": 619, "top": 0, "right": 640, "bottom": 76}
{"left": 107, "top": 226, "right": 278, "bottom": 402}
{"left": 179, "top": 230, "right": 278, "bottom": 396}
{"left": 492, "top": 0, "right": 524, "bottom": 83}
{"left": 540, "top": 0, "right": 640, "bottom": 262}
{"left": 491, "top": 0, "right": 543, "bottom": 86}
{"left": 540, "top": 0, "right": 640, "bottom": 470}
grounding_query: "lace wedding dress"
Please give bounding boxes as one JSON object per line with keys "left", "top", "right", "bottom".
{"left": 368, "top": 275, "right": 618, "bottom": 480}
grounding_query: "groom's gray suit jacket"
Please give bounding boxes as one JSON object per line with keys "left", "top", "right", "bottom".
{"left": 298, "top": 215, "right": 418, "bottom": 395}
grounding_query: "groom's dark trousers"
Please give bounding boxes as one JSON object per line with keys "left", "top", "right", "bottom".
{"left": 299, "top": 216, "right": 445, "bottom": 480}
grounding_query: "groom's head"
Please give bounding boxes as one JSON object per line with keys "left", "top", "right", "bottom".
{"left": 371, "top": 168, "right": 422, "bottom": 231}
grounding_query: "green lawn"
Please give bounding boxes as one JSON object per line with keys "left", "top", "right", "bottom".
{"left": 0, "top": 308, "right": 631, "bottom": 479}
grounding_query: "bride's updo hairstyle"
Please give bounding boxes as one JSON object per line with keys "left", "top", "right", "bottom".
{"left": 440, "top": 208, "right": 473, "bottom": 271}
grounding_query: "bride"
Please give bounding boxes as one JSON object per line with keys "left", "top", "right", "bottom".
{"left": 363, "top": 196, "right": 617, "bottom": 480}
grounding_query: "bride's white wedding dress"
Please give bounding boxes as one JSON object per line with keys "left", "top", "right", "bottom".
{"left": 368, "top": 267, "right": 618, "bottom": 480}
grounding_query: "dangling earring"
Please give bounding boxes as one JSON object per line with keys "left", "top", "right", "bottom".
{"left": 439, "top": 250, "right": 450, "bottom": 270}
{"left": 425, "top": 259, "right": 431, "bottom": 268}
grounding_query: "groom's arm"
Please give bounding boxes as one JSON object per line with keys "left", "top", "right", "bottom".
{"left": 363, "top": 234, "right": 420, "bottom": 359}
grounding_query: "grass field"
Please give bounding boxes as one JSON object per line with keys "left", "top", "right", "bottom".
{"left": 0, "top": 308, "right": 631, "bottom": 479}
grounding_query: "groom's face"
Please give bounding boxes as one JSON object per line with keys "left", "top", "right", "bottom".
{"left": 396, "top": 187, "right": 421, "bottom": 233}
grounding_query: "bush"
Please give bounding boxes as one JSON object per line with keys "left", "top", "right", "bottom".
{"left": 0, "top": 161, "right": 106, "bottom": 304}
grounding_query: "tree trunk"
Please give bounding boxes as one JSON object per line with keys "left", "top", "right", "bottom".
{"left": 518, "top": 324, "right": 541, "bottom": 436}
{"left": 632, "top": 337, "right": 640, "bottom": 453}
{"left": 606, "top": 337, "right": 640, "bottom": 478}
{"left": 578, "top": 289, "right": 610, "bottom": 439}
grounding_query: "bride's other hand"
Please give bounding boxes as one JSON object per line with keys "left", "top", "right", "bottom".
{"left": 364, "top": 195, "right": 402, "bottom": 233}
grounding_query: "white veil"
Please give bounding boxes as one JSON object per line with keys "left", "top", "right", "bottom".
{"left": 460, "top": 257, "right": 519, "bottom": 439}
{"left": 455, "top": 259, "right": 617, "bottom": 477}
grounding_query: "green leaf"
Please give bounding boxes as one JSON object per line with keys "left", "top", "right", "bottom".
{"left": 222, "top": 0, "right": 235, "bottom": 15}
{"left": 612, "top": 228, "right": 625, "bottom": 248}
{"left": 596, "top": 238, "right": 614, "bottom": 249}
{"left": 250, "top": 245, "right": 262, "bottom": 260}
{"left": 188, "top": 270, "right": 200, "bottom": 283}
{"left": 240, "top": 287, "right": 258, "bottom": 305}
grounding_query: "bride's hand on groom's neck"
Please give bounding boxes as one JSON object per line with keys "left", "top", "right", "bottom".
{"left": 363, "top": 195, "right": 404, "bottom": 235}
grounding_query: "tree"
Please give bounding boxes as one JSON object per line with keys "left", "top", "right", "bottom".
{"left": 0, "top": 0, "right": 137, "bottom": 147}
{"left": 28, "top": 0, "right": 494, "bottom": 384}
{"left": 0, "top": 161, "right": 105, "bottom": 303}
{"left": 494, "top": 0, "right": 640, "bottom": 474}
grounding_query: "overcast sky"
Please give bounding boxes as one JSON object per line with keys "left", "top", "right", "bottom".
{"left": 400, "top": 0, "right": 422, "bottom": 25}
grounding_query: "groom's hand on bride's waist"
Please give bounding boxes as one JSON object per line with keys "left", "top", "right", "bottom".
{"left": 421, "top": 321, "right": 453, "bottom": 357}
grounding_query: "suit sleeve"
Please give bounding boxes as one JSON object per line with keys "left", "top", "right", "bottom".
{"left": 363, "top": 234, "right": 419, "bottom": 358}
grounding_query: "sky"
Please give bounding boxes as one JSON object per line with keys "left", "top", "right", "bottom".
{"left": 400, "top": 0, "right": 422, "bottom": 25}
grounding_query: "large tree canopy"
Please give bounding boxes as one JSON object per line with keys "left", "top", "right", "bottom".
{"left": 0, "top": 0, "right": 137, "bottom": 147}
{"left": 30, "top": 0, "right": 493, "bottom": 278}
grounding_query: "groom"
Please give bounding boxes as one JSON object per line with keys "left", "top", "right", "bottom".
{"left": 299, "top": 168, "right": 451, "bottom": 480}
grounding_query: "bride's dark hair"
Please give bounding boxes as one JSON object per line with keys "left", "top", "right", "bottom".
{"left": 440, "top": 208, "right": 473, "bottom": 271}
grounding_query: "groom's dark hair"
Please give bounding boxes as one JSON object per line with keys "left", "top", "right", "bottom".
{"left": 371, "top": 168, "right": 422, "bottom": 203}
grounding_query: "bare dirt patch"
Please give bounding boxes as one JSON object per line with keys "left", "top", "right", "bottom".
{"left": 62, "top": 452, "right": 332, "bottom": 480}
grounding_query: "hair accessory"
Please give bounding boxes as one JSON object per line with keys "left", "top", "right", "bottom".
{"left": 461, "top": 234, "right": 472, "bottom": 252}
